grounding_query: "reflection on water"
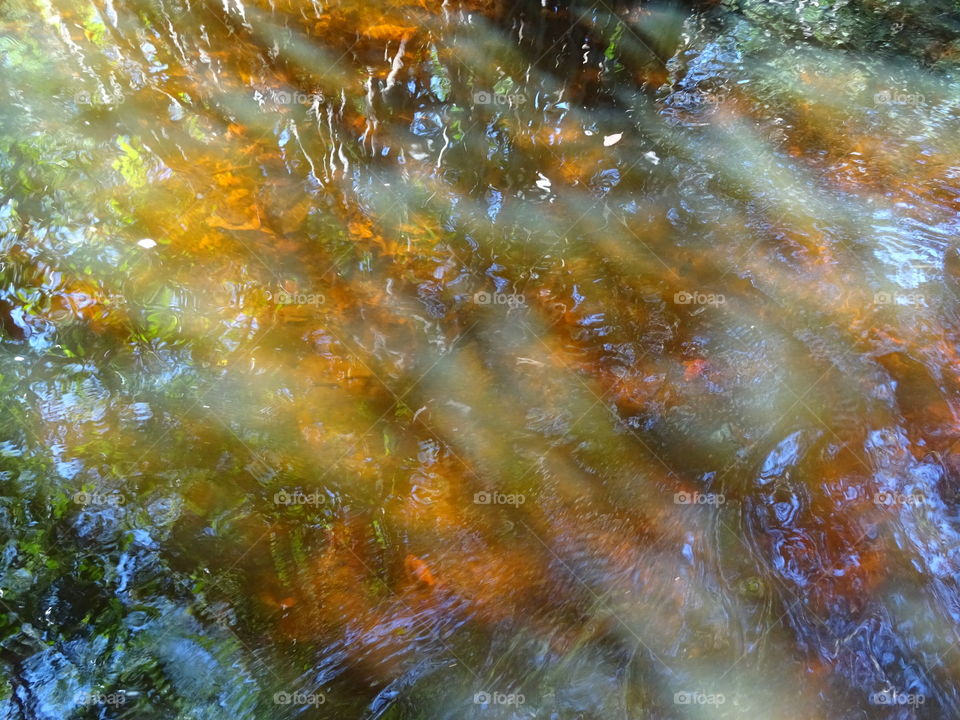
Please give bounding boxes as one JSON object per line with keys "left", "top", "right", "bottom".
{"left": 2, "top": 0, "right": 960, "bottom": 717}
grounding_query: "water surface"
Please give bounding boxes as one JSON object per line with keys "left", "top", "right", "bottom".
{"left": 2, "top": 0, "right": 960, "bottom": 717}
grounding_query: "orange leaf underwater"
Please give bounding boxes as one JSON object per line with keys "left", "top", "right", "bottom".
{"left": 404, "top": 554, "right": 436, "bottom": 588}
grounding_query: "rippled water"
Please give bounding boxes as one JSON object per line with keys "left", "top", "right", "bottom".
{"left": 2, "top": 0, "right": 960, "bottom": 717}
